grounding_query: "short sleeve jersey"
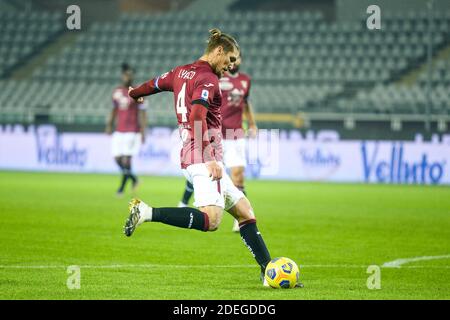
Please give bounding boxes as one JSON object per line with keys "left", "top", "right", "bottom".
{"left": 219, "top": 72, "right": 251, "bottom": 139}
{"left": 112, "top": 86, "right": 146, "bottom": 133}
{"left": 154, "top": 60, "right": 223, "bottom": 168}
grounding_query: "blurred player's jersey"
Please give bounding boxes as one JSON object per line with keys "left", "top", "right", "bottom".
{"left": 219, "top": 72, "right": 251, "bottom": 140}
{"left": 153, "top": 60, "right": 223, "bottom": 168}
{"left": 112, "top": 86, "right": 145, "bottom": 133}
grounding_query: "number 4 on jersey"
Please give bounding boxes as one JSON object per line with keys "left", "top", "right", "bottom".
{"left": 176, "top": 82, "right": 188, "bottom": 123}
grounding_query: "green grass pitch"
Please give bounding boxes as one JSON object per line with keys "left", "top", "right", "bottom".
{"left": 0, "top": 171, "right": 449, "bottom": 299}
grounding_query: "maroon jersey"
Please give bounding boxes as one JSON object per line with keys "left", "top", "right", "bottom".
{"left": 112, "top": 86, "right": 145, "bottom": 133}
{"left": 219, "top": 72, "right": 251, "bottom": 140}
{"left": 154, "top": 60, "right": 223, "bottom": 168}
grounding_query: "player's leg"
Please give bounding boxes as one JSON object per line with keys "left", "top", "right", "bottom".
{"left": 230, "top": 166, "right": 246, "bottom": 196}
{"left": 124, "top": 163, "right": 225, "bottom": 236}
{"left": 227, "top": 196, "right": 271, "bottom": 275}
{"left": 126, "top": 132, "right": 143, "bottom": 191}
{"left": 112, "top": 132, "right": 127, "bottom": 196}
{"left": 221, "top": 167, "right": 275, "bottom": 285}
{"left": 224, "top": 138, "right": 248, "bottom": 232}
{"left": 114, "top": 156, "right": 124, "bottom": 170}
{"left": 122, "top": 155, "right": 138, "bottom": 190}
{"left": 230, "top": 165, "right": 245, "bottom": 232}
{"left": 178, "top": 180, "right": 194, "bottom": 207}
{"left": 124, "top": 198, "right": 222, "bottom": 236}
{"left": 226, "top": 191, "right": 303, "bottom": 287}
{"left": 116, "top": 156, "right": 129, "bottom": 195}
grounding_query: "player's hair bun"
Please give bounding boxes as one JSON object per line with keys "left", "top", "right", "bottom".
{"left": 205, "top": 28, "right": 238, "bottom": 54}
{"left": 209, "top": 28, "right": 222, "bottom": 39}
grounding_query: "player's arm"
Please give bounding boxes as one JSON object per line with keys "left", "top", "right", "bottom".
{"left": 105, "top": 104, "right": 117, "bottom": 135}
{"left": 243, "top": 78, "right": 257, "bottom": 138}
{"left": 189, "top": 104, "right": 222, "bottom": 181}
{"left": 129, "top": 71, "right": 175, "bottom": 101}
{"left": 243, "top": 102, "right": 257, "bottom": 138}
{"left": 128, "top": 79, "right": 160, "bottom": 100}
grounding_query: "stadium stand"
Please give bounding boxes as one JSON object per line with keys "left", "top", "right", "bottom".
{"left": 0, "top": 10, "right": 64, "bottom": 78}
{"left": 0, "top": 7, "right": 449, "bottom": 125}
{"left": 338, "top": 83, "right": 449, "bottom": 115}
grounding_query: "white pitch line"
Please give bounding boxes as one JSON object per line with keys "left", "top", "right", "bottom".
{"left": 382, "top": 254, "right": 450, "bottom": 268}
{"left": 0, "top": 264, "right": 366, "bottom": 269}
{"left": 0, "top": 263, "right": 449, "bottom": 270}
{"left": 302, "top": 264, "right": 450, "bottom": 269}
{"left": 0, "top": 264, "right": 255, "bottom": 269}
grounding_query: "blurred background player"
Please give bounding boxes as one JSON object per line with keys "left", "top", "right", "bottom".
{"left": 219, "top": 53, "right": 257, "bottom": 232}
{"left": 178, "top": 180, "right": 194, "bottom": 208}
{"left": 125, "top": 29, "right": 290, "bottom": 287}
{"left": 106, "top": 63, "right": 147, "bottom": 197}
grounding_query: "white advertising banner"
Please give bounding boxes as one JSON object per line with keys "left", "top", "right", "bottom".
{"left": 0, "top": 125, "right": 449, "bottom": 185}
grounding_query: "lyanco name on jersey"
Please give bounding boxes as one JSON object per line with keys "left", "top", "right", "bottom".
{"left": 178, "top": 69, "right": 196, "bottom": 80}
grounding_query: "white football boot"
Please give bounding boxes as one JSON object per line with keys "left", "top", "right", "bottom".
{"left": 261, "top": 271, "right": 270, "bottom": 287}
{"left": 123, "top": 198, "right": 152, "bottom": 237}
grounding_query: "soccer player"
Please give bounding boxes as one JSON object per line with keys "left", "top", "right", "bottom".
{"left": 177, "top": 55, "right": 257, "bottom": 232}
{"left": 106, "top": 63, "right": 147, "bottom": 196}
{"left": 124, "top": 29, "right": 297, "bottom": 287}
{"left": 220, "top": 54, "right": 257, "bottom": 232}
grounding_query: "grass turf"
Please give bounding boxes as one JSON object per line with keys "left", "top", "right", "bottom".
{"left": 0, "top": 171, "right": 449, "bottom": 299}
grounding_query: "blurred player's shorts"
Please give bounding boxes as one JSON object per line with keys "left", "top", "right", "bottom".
{"left": 223, "top": 138, "right": 247, "bottom": 168}
{"left": 111, "top": 132, "right": 142, "bottom": 157}
{"left": 182, "top": 162, "right": 245, "bottom": 210}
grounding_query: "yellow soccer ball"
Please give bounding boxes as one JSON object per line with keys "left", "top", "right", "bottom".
{"left": 264, "top": 257, "right": 300, "bottom": 289}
